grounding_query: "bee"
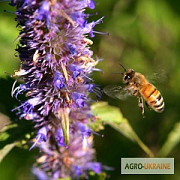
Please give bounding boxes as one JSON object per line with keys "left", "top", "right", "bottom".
{"left": 104, "top": 64, "right": 164, "bottom": 117}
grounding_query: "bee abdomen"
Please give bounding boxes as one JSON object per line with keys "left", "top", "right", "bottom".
{"left": 141, "top": 84, "right": 164, "bottom": 113}
{"left": 149, "top": 93, "right": 164, "bottom": 112}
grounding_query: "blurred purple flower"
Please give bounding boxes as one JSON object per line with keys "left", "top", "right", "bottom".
{"left": 34, "top": 131, "right": 104, "bottom": 179}
{"left": 32, "top": 167, "right": 49, "bottom": 180}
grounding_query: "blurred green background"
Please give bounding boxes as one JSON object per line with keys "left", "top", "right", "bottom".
{"left": 0, "top": 0, "right": 180, "bottom": 179}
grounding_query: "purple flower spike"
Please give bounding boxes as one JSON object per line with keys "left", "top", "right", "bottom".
{"left": 34, "top": 131, "right": 104, "bottom": 179}
{"left": 11, "top": 0, "right": 110, "bottom": 179}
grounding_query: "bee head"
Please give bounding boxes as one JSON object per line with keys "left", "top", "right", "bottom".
{"left": 123, "top": 69, "right": 135, "bottom": 84}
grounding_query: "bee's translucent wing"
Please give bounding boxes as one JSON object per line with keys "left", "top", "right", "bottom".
{"left": 147, "top": 69, "right": 167, "bottom": 84}
{"left": 103, "top": 85, "right": 130, "bottom": 100}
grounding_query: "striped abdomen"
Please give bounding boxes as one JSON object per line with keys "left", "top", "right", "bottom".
{"left": 140, "top": 84, "right": 164, "bottom": 113}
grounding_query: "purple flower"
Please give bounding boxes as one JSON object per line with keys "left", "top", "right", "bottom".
{"left": 68, "top": 64, "right": 83, "bottom": 78}
{"left": 86, "top": 162, "right": 102, "bottom": 173}
{"left": 32, "top": 168, "right": 49, "bottom": 180}
{"left": 33, "top": 131, "right": 103, "bottom": 179}
{"left": 37, "top": 126, "right": 48, "bottom": 142}
{"left": 70, "top": 11, "right": 86, "bottom": 27}
{"left": 87, "top": 0, "right": 95, "bottom": 9}
{"left": 30, "top": 126, "right": 49, "bottom": 150}
{"left": 55, "top": 128, "right": 66, "bottom": 147}
{"left": 77, "top": 122, "right": 92, "bottom": 137}
{"left": 74, "top": 166, "right": 82, "bottom": 176}
{"left": 54, "top": 71, "right": 65, "bottom": 89}
{"left": 66, "top": 43, "right": 77, "bottom": 55}
{"left": 12, "top": 97, "right": 41, "bottom": 114}
{"left": 36, "top": 1, "right": 50, "bottom": 26}
{"left": 11, "top": 0, "right": 109, "bottom": 179}
{"left": 72, "top": 92, "right": 86, "bottom": 108}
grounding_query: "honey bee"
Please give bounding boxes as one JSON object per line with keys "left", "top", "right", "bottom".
{"left": 104, "top": 64, "right": 165, "bottom": 117}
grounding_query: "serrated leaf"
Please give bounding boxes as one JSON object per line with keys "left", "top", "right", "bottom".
{"left": 91, "top": 102, "right": 154, "bottom": 157}
{"left": 157, "top": 122, "right": 180, "bottom": 157}
{"left": 0, "top": 143, "right": 15, "bottom": 163}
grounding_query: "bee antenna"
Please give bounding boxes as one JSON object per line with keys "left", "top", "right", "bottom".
{"left": 119, "top": 63, "right": 127, "bottom": 72}
{"left": 111, "top": 72, "right": 124, "bottom": 76}
{"left": 111, "top": 72, "right": 121, "bottom": 74}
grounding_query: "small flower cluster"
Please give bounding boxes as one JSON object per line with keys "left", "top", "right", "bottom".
{"left": 32, "top": 129, "right": 102, "bottom": 179}
{"left": 11, "top": 0, "right": 106, "bottom": 179}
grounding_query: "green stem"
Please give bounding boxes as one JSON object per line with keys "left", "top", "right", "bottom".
{"left": 108, "top": 121, "right": 154, "bottom": 158}
{"left": 133, "top": 134, "right": 154, "bottom": 158}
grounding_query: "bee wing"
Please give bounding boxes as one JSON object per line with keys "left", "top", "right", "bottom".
{"left": 103, "top": 85, "right": 130, "bottom": 100}
{"left": 147, "top": 69, "right": 167, "bottom": 84}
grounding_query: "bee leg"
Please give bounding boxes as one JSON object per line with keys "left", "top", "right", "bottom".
{"left": 145, "top": 101, "right": 151, "bottom": 110}
{"left": 132, "top": 89, "right": 138, "bottom": 96}
{"left": 138, "top": 97, "right": 145, "bottom": 118}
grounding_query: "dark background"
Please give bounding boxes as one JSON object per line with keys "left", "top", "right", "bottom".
{"left": 0, "top": 0, "right": 180, "bottom": 179}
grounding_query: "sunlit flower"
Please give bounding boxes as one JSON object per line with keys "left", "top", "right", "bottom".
{"left": 11, "top": 0, "right": 107, "bottom": 179}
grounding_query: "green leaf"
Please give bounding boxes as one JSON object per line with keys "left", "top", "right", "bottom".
{"left": 96, "top": 173, "right": 107, "bottom": 180}
{"left": 0, "top": 143, "right": 15, "bottom": 163}
{"left": 88, "top": 118, "right": 104, "bottom": 132}
{"left": 0, "top": 124, "right": 17, "bottom": 141}
{"left": 58, "top": 177, "right": 71, "bottom": 180}
{"left": 157, "top": 122, "right": 180, "bottom": 157}
{"left": 88, "top": 172, "right": 107, "bottom": 180}
{"left": 61, "top": 112, "right": 69, "bottom": 145}
{"left": 0, "top": 13, "right": 19, "bottom": 78}
{"left": 91, "top": 102, "right": 124, "bottom": 124}
{"left": 91, "top": 102, "right": 154, "bottom": 157}
{"left": 55, "top": 108, "right": 70, "bottom": 145}
{"left": 0, "top": 120, "right": 34, "bottom": 150}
